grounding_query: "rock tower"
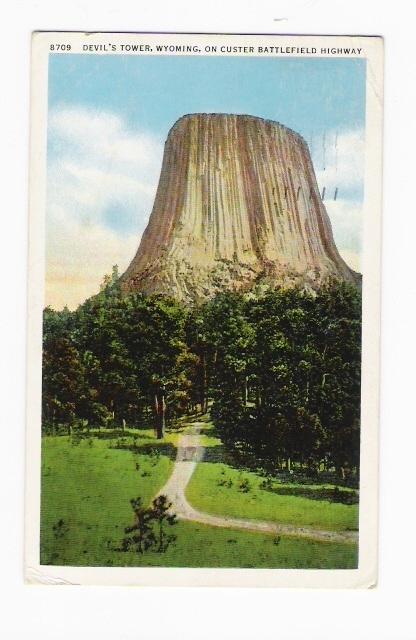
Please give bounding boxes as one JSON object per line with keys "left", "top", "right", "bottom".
{"left": 120, "top": 113, "right": 358, "bottom": 303}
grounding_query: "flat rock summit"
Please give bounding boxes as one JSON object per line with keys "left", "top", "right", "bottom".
{"left": 120, "top": 113, "right": 359, "bottom": 303}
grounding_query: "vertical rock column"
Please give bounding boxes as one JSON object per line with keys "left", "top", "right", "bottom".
{"left": 120, "top": 113, "right": 357, "bottom": 302}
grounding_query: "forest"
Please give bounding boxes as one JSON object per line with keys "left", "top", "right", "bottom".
{"left": 42, "top": 269, "right": 361, "bottom": 480}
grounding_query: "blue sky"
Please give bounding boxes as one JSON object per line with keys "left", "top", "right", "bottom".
{"left": 46, "top": 54, "right": 366, "bottom": 309}
{"left": 48, "top": 55, "right": 365, "bottom": 136}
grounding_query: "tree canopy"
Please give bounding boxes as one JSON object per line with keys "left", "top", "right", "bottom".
{"left": 42, "top": 273, "right": 361, "bottom": 475}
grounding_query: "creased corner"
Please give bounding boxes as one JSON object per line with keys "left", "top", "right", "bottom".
{"left": 25, "top": 566, "right": 78, "bottom": 586}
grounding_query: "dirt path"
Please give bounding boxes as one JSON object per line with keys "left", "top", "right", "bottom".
{"left": 155, "top": 422, "right": 358, "bottom": 544}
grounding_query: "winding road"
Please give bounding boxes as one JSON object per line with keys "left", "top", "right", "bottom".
{"left": 155, "top": 422, "right": 358, "bottom": 544}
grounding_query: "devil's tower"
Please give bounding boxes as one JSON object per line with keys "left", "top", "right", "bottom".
{"left": 120, "top": 113, "right": 359, "bottom": 303}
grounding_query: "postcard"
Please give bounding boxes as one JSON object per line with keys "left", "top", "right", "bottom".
{"left": 26, "top": 32, "right": 383, "bottom": 587}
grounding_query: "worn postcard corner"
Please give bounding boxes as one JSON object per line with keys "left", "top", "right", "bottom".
{"left": 26, "top": 32, "right": 383, "bottom": 588}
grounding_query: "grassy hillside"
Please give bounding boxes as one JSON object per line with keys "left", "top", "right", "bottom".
{"left": 40, "top": 432, "right": 174, "bottom": 565}
{"left": 41, "top": 432, "right": 358, "bottom": 568}
{"left": 186, "top": 462, "right": 359, "bottom": 532}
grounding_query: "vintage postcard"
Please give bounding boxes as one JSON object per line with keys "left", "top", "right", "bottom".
{"left": 26, "top": 32, "right": 383, "bottom": 587}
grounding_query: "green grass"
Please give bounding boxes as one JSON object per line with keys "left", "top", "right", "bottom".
{"left": 103, "top": 521, "right": 358, "bottom": 569}
{"left": 199, "top": 434, "right": 223, "bottom": 447}
{"left": 41, "top": 428, "right": 358, "bottom": 569}
{"left": 40, "top": 434, "right": 174, "bottom": 565}
{"left": 185, "top": 462, "right": 359, "bottom": 532}
{"left": 194, "top": 419, "right": 224, "bottom": 448}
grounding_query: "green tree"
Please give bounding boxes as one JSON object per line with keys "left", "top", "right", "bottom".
{"left": 311, "top": 281, "right": 362, "bottom": 477}
{"left": 121, "top": 497, "right": 156, "bottom": 554}
{"left": 150, "top": 495, "right": 177, "bottom": 553}
{"left": 124, "top": 294, "right": 196, "bottom": 437}
{"left": 42, "top": 336, "right": 89, "bottom": 434}
{"left": 120, "top": 495, "right": 177, "bottom": 555}
{"left": 208, "top": 283, "right": 361, "bottom": 476}
{"left": 73, "top": 288, "right": 142, "bottom": 426}
{"left": 201, "top": 292, "right": 255, "bottom": 456}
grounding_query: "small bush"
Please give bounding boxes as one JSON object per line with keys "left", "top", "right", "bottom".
{"left": 52, "top": 518, "right": 68, "bottom": 541}
{"left": 119, "top": 495, "right": 177, "bottom": 555}
{"left": 217, "top": 476, "right": 233, "bottom": 488}
{"left": 260, "top": 477, "right": 273, "bottom": 490}
{"left": 148, "top": 448, "right": 161, "bottom": 466}
{"left": 238, "top": 477, "right": 252, "bottom": 493}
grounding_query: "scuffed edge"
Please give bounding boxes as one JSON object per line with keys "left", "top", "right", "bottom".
{"left": 25, "top": 31, "right": 382, "bottom": 589}
{"left": 25, "top": 566, "right": 77, "bottom": 586}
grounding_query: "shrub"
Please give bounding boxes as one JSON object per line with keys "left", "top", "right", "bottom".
{"left": 238, "top": 477, "right": 252, "bottom": 493}
{"left": 119, "top": 495, "right": 177, "bottom": 555}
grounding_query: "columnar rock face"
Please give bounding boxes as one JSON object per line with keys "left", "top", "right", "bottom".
{"left": 120, "top": 113, "right": 359, "bottom": 303}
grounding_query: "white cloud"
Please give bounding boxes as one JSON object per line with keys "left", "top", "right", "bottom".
{"left": 45, "top": 220, "right": 139, "bottom": 311}
{"left": 312, "top": 129, "right": 365, "bottom": 201}
{"left": 46, "top": 106, "right": 163, "bottom": 310}
{"left": 47, "top": 107, "right": 163, "bottom": 227}
{"left": 325, "top": 199, "right": 362, "bottom": 272}
{"left": 338, "top": 249, "right": 360, "bottom": 273}
{"left": 311, "top": 128, "right": 364, "bottom": 273}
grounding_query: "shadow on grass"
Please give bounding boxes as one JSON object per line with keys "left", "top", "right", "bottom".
{"left": 164, "top": 423, "right": 185, "bottom": 434}
{"left": 262, "top": 485, "right": 359, "bottom": 505}
{"left": 198, "top": 427, "right": 215, "bottom": 437}
{"left": 110, "top": 440, "right": 177, "bottom": 461}
{"left": 79, "top": 429, "right": 153, "bottom": 440}
{"left": 167, "top": 411, "right": 211, "bottom": 430}
{"left": 201, "top": 445, "right": 230, "bottom": 464}
{"left": 190, "top": 412, "right": 212, "bottom": 424}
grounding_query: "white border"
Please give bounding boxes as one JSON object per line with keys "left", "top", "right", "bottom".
{"left": 25, "top": 31, "right": 382, "bottom": 589}
{"left": 5, "top": 1, "right": 416, "bottom": 638}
